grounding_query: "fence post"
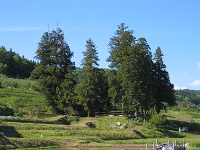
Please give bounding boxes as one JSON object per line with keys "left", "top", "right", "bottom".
{"left": 153, "top": 143, "right": 155, "bottom": 150}
{"left": 146, "top": 144, "right": 148, "bottom": 150}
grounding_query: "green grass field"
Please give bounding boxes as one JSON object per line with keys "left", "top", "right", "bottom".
{"left": 0, "top": 114, "right": 200, "bottom": 149}
{"left": 0, "top": 76, "right": 200, "bottom": 149}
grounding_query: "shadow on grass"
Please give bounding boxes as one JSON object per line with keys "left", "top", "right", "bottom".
{"left": 166, "top": 119, "right": 200, "bottom": 132}
{"left": 133, "top": 129, "right": 146, "bottom": 138}
{"left": 0, "top": 133, "right": 17, "bottom": 149}
{"left": 0, "top": 126, "right": 22, "bottom": 137}
{"left": 161, "top": 129, "right": 185, "bottom": 138}
{"left": 86, "top": 122, "right": 96, "bottom": 128}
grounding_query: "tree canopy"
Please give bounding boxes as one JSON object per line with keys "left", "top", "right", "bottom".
{"left": 31, "top": 28, "right": 75, "bottom": 113}
{"left": 107, "top": 23, "right": 175, "bottom": 115}
{"left": 0, "top": 46, "right": 36, "bottom": 78}
{"left": 1, "top": 23, "right": 177, "bottom": 116}
{"left": 75, "top": 39, "right": 109, "bottom": 116}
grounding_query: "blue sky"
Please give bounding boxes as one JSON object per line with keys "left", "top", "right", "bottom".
{"left": 0, "top": 0, "right": 200, "bottom": 90}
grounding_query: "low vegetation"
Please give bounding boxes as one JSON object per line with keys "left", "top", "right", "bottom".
{"left": 0, "top": 111, "right": 200, "bottom": 149}
{"left": 0, "top": 76, "right": 200, "bottom": 149}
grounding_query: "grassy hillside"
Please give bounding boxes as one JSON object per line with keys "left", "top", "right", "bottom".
{"left": 0, "top": 75, "right": 200, "bottom": 149}
{"left": 0, "top": 87, "right": 50, "bottom": 117}
{"left": 0, "top": 114, "right": 200, "bottom": 149}
{"left": 0, "top": 74, "right": 35, "bottom": 89}
{"left": 0, "top": 74, "right": 51, "bottom": 117}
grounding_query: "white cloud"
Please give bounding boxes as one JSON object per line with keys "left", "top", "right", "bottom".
{"left": 174, "top": 86, "right": 186, "bottom": 90}
{"left": 190, "top": 80, "right": 200, "bottom": 86}
{"left": 197, "top": 62, "right": 200, "bottom": 69}
{"left": 0, "top": 27, "right": 46, "bottom": 32}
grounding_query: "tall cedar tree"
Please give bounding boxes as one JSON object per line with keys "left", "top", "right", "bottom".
{"left": 96, "top": 68, "right": 110, "bottom": 111}
{"left": 153, "top": 47, "right": 176, "bottom": 113}
{"left": 107, "top": 23, "right": 134, "bottom": 112}
{"left": 107, "top": 69, "right": 122, "bottom": 110}
{"left": 31, "top": 28, "right": 75, "bottom": 113}
{"left": 107, "top": 23, "right": 153, "bottom": 114}
{"left": 132, "top": 38, "right": 153, "bottom": 114}
{"left": 75, "top": 38, "right": 100, "bottom": 117}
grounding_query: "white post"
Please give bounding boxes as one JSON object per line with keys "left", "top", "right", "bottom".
{"left": 175, "top": 140, "right": 177, "bottom": 150}
{"left": 179, "top": 127, "right": 181, "bottom": 132}
{"left": 146, "top": 144, "right": 148, "bottom": 150}
{"left": 173, "top": 142, "right": 175, "bottom": 150}
{"left": 153, "top": 143, "right": 155, "bottom": 150}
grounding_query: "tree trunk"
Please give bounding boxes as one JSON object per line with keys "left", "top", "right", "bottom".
{"left": 87, "top": 109, "right": 90, "bottom": 117}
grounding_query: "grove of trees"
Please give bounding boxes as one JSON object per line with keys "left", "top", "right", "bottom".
{"left": 0, "top": 46, "right": 36, "bottom": 78}
{"left": 1, "top": 23, "right": 176, "bottom": 116}
{"left": 107, "top": 23, "right": 175, "bottom": 115}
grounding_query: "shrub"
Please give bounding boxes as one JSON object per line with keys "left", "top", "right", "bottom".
{"left": 149, "top": 114, "right": 166, "bottom": 129}
{"left": 0, "top": 103, "right": 14, "bottom": 116}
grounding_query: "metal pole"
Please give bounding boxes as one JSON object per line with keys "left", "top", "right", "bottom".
{"left": 146, "top": 144, "right": 148, "bottom": 150}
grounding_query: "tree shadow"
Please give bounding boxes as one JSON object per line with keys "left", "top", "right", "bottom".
{"left": 133, "top": 129, "right": 146, "bottom": 138}
{"left": 161, "top": 129, "right": 185, "bottom": 138}
{"left": 0, "top": 132, "right": 17, "bottom": 149}
{"left": 86, "top": 122, "right": 96, "bottom": 128}
{"left": 166, "top": 119, "right": 200, "bottom": 132}
{"left": 0, "top": 126, "right": 22, "bottom": 137}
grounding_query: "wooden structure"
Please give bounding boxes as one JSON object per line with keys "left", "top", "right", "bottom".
{"left": 94, "top": 111, "right": 135, "bottom": 117}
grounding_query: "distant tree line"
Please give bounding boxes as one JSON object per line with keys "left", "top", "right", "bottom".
{"left": 175, "top": 89, "right": 200, "bottom": 106}
{"left": 0, "top": 46, "right": 36, "bottom": 78}
{"left": 29, "top": 23, "right": 176, "bottom": 116}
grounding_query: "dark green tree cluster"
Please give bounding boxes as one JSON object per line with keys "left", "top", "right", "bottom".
{"left": 75, "top": 39, "right": 109, "bottom": 116}
{"left": 31, "top": 24, "right": 175, "bottom": 115}
{"left": 31, "top": 28, "right": 76, "bottom": 113}
{"left": 175, "top": 89, "right": 200, "bottom": 105}
{"left": 107, "top": 23, "right": 175, "bottom": 114}
{"left": 0, "top": 46, "right": 36, "bottom": 78}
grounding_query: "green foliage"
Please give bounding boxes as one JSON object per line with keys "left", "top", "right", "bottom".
{"left": 0, "top": 46, "right": 36, "bottom": 78}
{"left": 140, "top": 129, "right": 165, "bottom": 138}
{"left": 0, "top": 103, "right": 14, "bottom": 116}
{"left": 55, "top": 118, "right": 70, "bottom": 125}
{"left": 11, "top": 138, "right": 59, "bottom": 149}
{"left": 175, "top": 89, "right": 200, "bottom": 107}
{"left": 55, "top": 68, "right": 76, "bottom": 112}
{"left": 108, "top": 70, "right": 122, "bottom": 110}
{"left": 0, "top": 87, "right": 49, "bottom": 117}
{"left": 67, "top": 116, "right": 80, "bottom": 123}
{"left": 166, "top": 119, "right": 200, "bottom": 132}
{"left": 152, "top": 47, "right": 176, "bottom": 114}
{"left": 149, "top": 114, "right": 167, "bottom": 129}
{"left": 0, "top": 74, "right": 35, "bottom": 89}
{"left": 107, "top": 23, "right": 175, "bottom": 114}
{"left": 75, "top": 38, "right": 103, "bottom": 116}
{"left": 31, "top": 28, "right": 75, "bottom": 113}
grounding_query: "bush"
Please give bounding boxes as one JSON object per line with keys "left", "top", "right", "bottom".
{"left": 149, "top": 114, "right": 166, "bottom": 129}
{"left": 0, "top": 103, "right": 14, "bottom": 116}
